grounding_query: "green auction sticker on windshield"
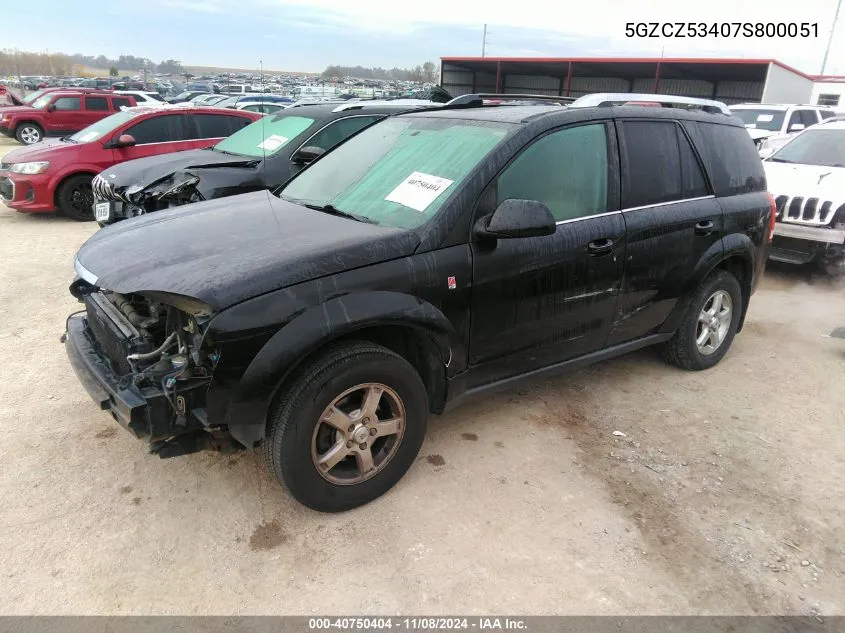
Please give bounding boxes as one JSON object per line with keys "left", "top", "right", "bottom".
{"left": 385, "top": 172, "right": 454, "bottom": 212}
{"left": 258, "top": 135, "right": 289, "bottom": 152}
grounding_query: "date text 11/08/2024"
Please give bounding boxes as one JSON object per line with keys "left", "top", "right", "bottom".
{"left": 308, "top": 618, "right": 528, "bottom": 630}
{"left": 625, "top": 22, "right": 819, "bottom": 38}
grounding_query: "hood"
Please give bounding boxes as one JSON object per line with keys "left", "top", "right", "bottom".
{"left": 1, "top": 138, "right": 78, "bottom": 165}
{"left": 763, "top": 161, "right": 845, "bottom": 198}
{"left": 746, "top": 128, "right": 776, "bottom": 142}
{"left": 75, "top": 190, "right": 420, "bottom": 311}
{"left": 101, "top": 147, "right": 258, "bottom": 191}
{"left": 0, "top": 105, "right": 37, "bottom": 117}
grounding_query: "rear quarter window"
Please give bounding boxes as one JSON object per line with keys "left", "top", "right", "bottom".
{"left": 683, "top": 121, "right": 765, "bottom": 197}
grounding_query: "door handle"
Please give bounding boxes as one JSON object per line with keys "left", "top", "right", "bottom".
{"left": 586, "top": 238, "right": 614, "bottom": 256}
{"left": 695, "top": 220, "right": 715, "bottom": 236}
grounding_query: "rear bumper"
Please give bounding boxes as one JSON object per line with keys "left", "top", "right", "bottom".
{"left": 0, "top": 171, "right": 56, "bottom": 213}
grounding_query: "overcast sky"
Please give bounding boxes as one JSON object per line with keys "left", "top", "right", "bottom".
{"left": 7, "top": 0, "right": 845, "bottom": 75}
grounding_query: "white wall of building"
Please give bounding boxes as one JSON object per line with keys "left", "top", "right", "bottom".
{"left": 761, "top": 63, "right": 813, "bottom": 104}
{"left": 810, "top": 81, "right": 845, "bottom": 109}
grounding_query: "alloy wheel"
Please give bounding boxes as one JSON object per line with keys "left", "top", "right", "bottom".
{"left": 311, "top": 383, "right": 405, "bottom": 485}
{"left": 696, "top": 290, "right": 732, "bottom": 355}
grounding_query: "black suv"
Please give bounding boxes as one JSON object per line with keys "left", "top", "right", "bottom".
{"left": 92, "top": 102, "right": 433, "bottom": 225}
{"left": 64, "top": 93, "right": 774, "bottom": 512}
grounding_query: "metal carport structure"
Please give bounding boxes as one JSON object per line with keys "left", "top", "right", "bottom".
{"left": 439, "top": 57, "right": 816, "bottom": 105}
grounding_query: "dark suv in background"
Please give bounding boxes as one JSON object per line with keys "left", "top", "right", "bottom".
{"left": 64, "top": 93, "right": 773, "bottom": 512}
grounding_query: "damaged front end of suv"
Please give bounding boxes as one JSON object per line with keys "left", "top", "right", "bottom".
{"left": 64, "top": 258, "right": 233, "bottom": 457}
{"left": 93, "top": 170, "right": 207, "bottom": 223}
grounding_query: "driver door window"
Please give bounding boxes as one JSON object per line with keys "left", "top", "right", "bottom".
{"left": 124, "top": 114, "right": 187, "bottom": 144}
{"left": 495, "top": 123, "right": 608, "bottom": 222}
{"left": 301, "top": 116, "right": 382, "bottom": 153}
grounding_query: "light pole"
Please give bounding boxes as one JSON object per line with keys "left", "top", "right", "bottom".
{"left": 482, "top": 24, "right": 488, "bottom": 57}
{"left": 821, "top": 0, "right": 843, "bottom": 74}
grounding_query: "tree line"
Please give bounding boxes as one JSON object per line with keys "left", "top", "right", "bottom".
{"left": 322, "top": 62, "right": 439, "bottom": 83}
{"left": 0, "top": 49, "right": 184, "bottom": 76}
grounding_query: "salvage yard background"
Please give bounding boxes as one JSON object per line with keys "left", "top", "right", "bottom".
{"left": 0, "top": 136, "right": 843, "bottom": 615}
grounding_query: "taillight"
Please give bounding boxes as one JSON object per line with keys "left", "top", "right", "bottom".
{"left": 767, "top": 192, "right": 777, "bottom": 242}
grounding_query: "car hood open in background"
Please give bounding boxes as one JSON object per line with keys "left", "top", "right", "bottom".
{"left": 75, "top": 191, "right": 420, "bottom": 310}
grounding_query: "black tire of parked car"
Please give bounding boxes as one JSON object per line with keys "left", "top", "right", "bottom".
{"left": 264, "top": 341, "right": 429, "bottom": 512}
{"left": 14, "top": 122, "right": 43, "bottom": 145}
{"left": 56, "top": 174, "right": 95, "bottom": 221}
{"left": 662, "top": 270, "right": 742, "bottom": 371}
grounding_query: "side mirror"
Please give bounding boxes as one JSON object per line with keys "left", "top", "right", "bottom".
{"left": 788, "top": 123, "right": 805, "bottom": 132}
{"left": 291, "top": 145, "right": 325, "bottom": 164}
{"left": 45, "top": 104, "right": 56, "bottom": 112}
{"left": 474, "top": 199, "right": 557, "bottom": 240}
{"left": 108, "top": 134, "right": 136, "bottom": 148}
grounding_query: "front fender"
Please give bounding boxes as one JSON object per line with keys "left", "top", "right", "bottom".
{"left": 222, "top": 291, "right": 456, "bottom": 447}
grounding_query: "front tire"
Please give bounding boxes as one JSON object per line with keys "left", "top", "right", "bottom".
{"left": 56, "top": 175, "right": 95, "bottom": 221}
{"left": 15, "top": 123, "right": 43, "bottom": 145}
{"left": 264, "top": 341, "right": 429, "bottom": 512}
{"left": 662, "top": 270, "right": 742, "bottom": 371}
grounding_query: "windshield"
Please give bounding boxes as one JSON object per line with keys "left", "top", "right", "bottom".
{"left": 730, "top": 108, "right": 786, "bottom": 132}
{"left": 22, "top": 89, "right": 45, "bottom": 105}
{"left": 69, "top": 110, "right": 144, "bottom": 143}
{"left": 216, "top": 96, "right": 238, "bottom": 108}
{"left": 31, "top": 95, "right": 53, "bottom": 109}
{"left": 147, "top": 93, "right": 165, "bottom": 102}
{"left": 213, "top": 114, "right": 315, "bottom": 157}
{"left": 279, "top": 117, "right": 511, "bottom": 230}
{"left": 173, "top": 91, "right": 192, "bottom": 100}
{"left": 768, "top": 128, "right": 845, "bottom": 167}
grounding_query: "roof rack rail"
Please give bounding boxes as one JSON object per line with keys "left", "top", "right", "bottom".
{"left": 569, "top": 93, "right": 731, "bottom": 115}
{"left": 447, "top": 93, "right": 574, "bottom": 106}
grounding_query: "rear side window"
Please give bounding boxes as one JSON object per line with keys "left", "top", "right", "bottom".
{"left": 191, "top": 114, "right": 251, "bottom": 139}
{"left": 53, "top": 97, "right": 80, "bottom": 111}
{"left": 684, "top": 121, "right": 766, "bottom": 197}
{"left": 821, "top": 110, "right": 837, "bottom": 120}
{"left": 85, "top": 96, "right": 109, "bottom": 111}
{"left": 111, "top": 97, "right": 131, "bottom": 110}
{"left": 619, "top": 121, "right": 682, "bottom": 207}
{"left": 302, "top": 116, "right": 382, "bottom": 153}
{"left": 124, "top": 114, "right": 187, "bottom": 144}
{"left": 799, "top": 110, "right": 820, "bottom": 127}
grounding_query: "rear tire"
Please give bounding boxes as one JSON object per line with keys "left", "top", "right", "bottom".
{"left": 264, "top": 341, "right": 429, "bottom": 512}
{"left": 56, "top": 175, "right": 95, "bottom": 221}
{"left": 15, "top": 123, "right": 43, "bottom": 145}
{"left": 662, "top": 270, "right": 742, "bottom": 371}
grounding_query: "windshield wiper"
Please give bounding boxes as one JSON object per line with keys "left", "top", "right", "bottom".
{"left": 303, "top": 203, "right": 378, "bottom": 224}
{"left": 768, "top": 157, "right": 794, "bottom": 163}
{"left": 59, "top": 136, "right": 77, "bottom": 143}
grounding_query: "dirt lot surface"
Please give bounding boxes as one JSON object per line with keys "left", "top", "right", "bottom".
{"left": 0, "top": 137, "right": 843, "bottom": 616}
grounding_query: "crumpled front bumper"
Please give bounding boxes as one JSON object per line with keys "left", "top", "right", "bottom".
{"left": 64, "top": 314, "right": 153, "bottom": 437}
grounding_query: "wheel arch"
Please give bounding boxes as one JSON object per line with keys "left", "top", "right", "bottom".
{"left": 661, "top": 236, "right": 755, "bottom": 335}
{"left": 53, "top": 171, "right": 97, "bottom": 209}
{"left": 222, "top": 291, "right": 456, "bottom": 448}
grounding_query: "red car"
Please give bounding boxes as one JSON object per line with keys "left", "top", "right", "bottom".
{"left": 0, "top": 106, "right": 261, "bottom": 220}
{"left": 0, "top": 89, "right": 136, "bottom": 145}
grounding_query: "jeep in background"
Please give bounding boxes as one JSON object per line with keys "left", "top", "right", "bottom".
{"left": 763, "top": 117, "right": 845, "bottom": 274}
{"left": 0, "top": 90, "right": 137, "bottom": 145}
{"left": 63, "top": 93, "right": 773, "bottom": 512}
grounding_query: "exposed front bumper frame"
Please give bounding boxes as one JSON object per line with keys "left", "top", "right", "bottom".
{"left": 773, "top": 222, "right": 845, "bottom": 244}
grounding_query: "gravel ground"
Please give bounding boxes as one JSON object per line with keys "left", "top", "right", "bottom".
{"left": 0, "top": 137, "right": 843, "bottom": 616}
